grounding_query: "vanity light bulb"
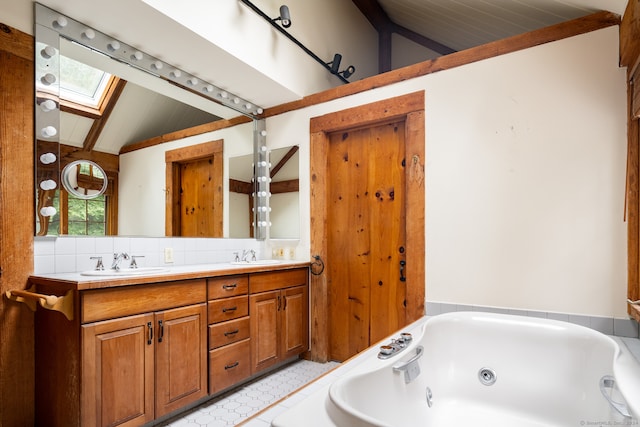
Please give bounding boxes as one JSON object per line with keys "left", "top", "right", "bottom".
{"left": 39, "top": 152, "right": 57, "bottom": 164}
{"left": 40, "top": 99, "right": 57, "bottom": 112}
{"left": 39, "top": 180, "right": 57, "bottom": 191}
{"left": 82, "top": 29, "right": 96, "bottom": 40}
{"left": 204, "top": 85, "right": 214, "bottom": 93}
{"left": 151, "top": 61, "right": 163, "bottom": 70}
{"left": 233, "top": 97, "right": 240, "bottom": 104}
{"left": 41, "top": 126, "right": 57, "bottom": 138}
{"left": 187, "top": 77, "right": 198, "bottom": 86}
{"left": 107, "top": 40, "right": 120, "bottom": 52}
{"left": 220, "top": 91, "right": 228, "bottom": 99}
{"left": 260, "top": 130, "right": 267, "bottom": 137}
{"left": 40, "top": 45, "right": 56, "bottom": 59}
{"left": 245, "top": 103, "right": 252, "bottom": 110}
{"left": 131, "top": 51, "right": 143, "bottom": 61}
{"left": 256, "top": 108, "right": 264, "bottom": 114}
{"left": 41, "top": 73, "right": 56, "bottom": 85}
{"left": 40, "top": 206, "right": 57, "bottom": 217}
{"left": 170, "top": 70, "right": 181, "bottom": 78}
{"left": 261, "top": 146, "right": 267, "bottom": 152}
{"left": 53, "top": 16, "right": 68, "bottom": 28}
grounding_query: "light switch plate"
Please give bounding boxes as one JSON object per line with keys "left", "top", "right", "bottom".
{"left": 164, "top": 247, "right": 174, "bottom": 263}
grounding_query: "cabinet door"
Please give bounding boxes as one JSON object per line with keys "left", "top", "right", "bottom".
{"left": 82, "top": 313, "right": 155, "bottom": 427}
{"left": 249, "top": 290, "right": 280, "bottom": 373}
{"left": 281, "top": 285, "right": 309, "bottom": 359}
{"left": 155, "top": 303, "right": 208, "bottom": 417}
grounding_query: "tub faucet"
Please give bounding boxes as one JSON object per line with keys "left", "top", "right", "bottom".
{"left": 111, "top": 252, "right": 130, "bottom": 270}
{"left": 393, "top": 345, "right": 424, "bottom": 384}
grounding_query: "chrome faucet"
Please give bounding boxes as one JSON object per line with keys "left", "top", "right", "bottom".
{"left": 241, "top": 249, "right": 256, "bottom": 262}
{"left": 111, "top": 252, "right": 130, "bottom": 270}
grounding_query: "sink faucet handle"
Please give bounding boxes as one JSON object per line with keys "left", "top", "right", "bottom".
{"left": 130, "top": 255, "right": 144, "bottom": 269}
{"left": 250, "top": 250, "right": 256, "bottom": 261}
{"left": 233, "top": 252, "right": 240, "bottom": 262}
{"left": 90, "top": 256, "right": 104, "bottom": 271}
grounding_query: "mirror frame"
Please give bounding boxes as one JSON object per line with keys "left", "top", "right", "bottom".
{"left": 34, "top": 3, "right": 269, "bottom": 239}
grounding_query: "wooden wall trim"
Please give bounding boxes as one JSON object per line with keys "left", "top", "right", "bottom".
{"left": 120, "top": 116, "right": 251, "bottom": 154}
{"left": 622, "top": 0, "right": 640, "bottom": 322}
{"left": 0, "top": 23, "right": 35, "bottom": 425}
{"left": 266, "top": 11, "right": 620, "bottom": 119}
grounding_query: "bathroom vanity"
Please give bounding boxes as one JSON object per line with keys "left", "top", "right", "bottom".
{"left": 27, "top": 262, "right": 309, "bottom": 427}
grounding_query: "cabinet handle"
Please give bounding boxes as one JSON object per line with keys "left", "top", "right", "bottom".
{"left": 147, "top": 322, "right": 153, "bottom": 345}
{"left": 158, "top": 320, "right": 164, "bottom": 343}
{"left": 277, "top": 295, "right": 281, "bottom": 311}
{"left": 224, "top": 361, "right": 240, "bottom": 370}
{"left": 222, "top": 306, "right": 237, "bottom": 313}
{"left": 224, "top": 329, "right": 239, "bottom": 337}
{"left": 222, "top": 283, "right": 238, "bottom": 290}
{"left": 283, "top": 295, "right": 287, "bottom": 310}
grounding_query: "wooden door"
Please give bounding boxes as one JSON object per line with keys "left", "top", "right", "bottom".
{"left": 249, "top": 290, "right": 280, "bottom": 373}
{"left": 281, "top": 285, "right": 309, "bottom": 359}
{"left": 179, "top": 157, "right": 220, "bottom": 236}
{"left": 165, "top": 140, "right": 223, "bottom": 237}
{"left": 310, "top": 92, "right": 425, "bottom": 363}
{"left": 326, "top": 121, "right": 406, "bottom": 361}
{"left": 82, "top": 313, "right": 155, "bottom": 427}
{"left": 155, "top": 303, "right": 207, "bottom": 417}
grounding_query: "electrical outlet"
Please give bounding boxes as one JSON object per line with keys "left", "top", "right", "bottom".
{"left": 164, "top": 247, "right": 174, "bottom": 264}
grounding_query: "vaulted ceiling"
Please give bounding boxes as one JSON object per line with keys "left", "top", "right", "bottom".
{"left": 352, "top": 0, "right": 627, "bottom": 72}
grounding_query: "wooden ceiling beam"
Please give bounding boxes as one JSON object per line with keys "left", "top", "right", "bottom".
{"left": 82, "top": 78, "right": 127, "bottom": 152}
{"left": 351, "top": 0, "right": 456, "bottom": 73}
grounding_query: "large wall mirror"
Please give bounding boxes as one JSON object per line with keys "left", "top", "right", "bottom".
{"left": 34, "top": 3, "right": 299, "bottom": 239}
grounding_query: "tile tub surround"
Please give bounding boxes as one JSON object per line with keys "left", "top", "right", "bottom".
{"left": 427, "top": 301, "right": 640, "bottom": 338}
{"left": 269, "top": 315, "right": 640, "bottom": 427}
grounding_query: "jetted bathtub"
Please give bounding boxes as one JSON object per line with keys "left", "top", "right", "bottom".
{"left": 272, "top": 312, "right": 640, "bottom": 427}
{"left": 328, "top": 312, "right": 639, "bottom": 426}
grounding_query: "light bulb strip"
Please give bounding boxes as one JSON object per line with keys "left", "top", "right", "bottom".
{"left": 36, "top": 4, "right": 265, "bottom": 118}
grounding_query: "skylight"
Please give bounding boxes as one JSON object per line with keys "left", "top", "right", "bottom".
{"left": 35, "top": 52, "right": 112, "bottom": 110}
{"left": 59, "top": 55, "right": 112, "bottom": 109}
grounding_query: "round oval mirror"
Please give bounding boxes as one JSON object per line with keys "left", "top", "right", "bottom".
{"left": 61, "top": 160, "right": 107, "bottom": 199}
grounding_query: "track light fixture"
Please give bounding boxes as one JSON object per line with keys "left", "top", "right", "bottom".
{"left": 327, "top": 53, "right": 356, "bottom": 80}
{"left": 272, "top": 5, "right": 291, "bottom": 28}
{"left": 239, "top": 0, "right": 353, "bottom": 83}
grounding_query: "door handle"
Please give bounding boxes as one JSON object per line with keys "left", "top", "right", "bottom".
{"left": 158, "top": 320, "right": 164, "bottom": 343}
{"left": 400, "top": 260, "right": 406, "bottom": 282}
{"left": 147, "top": 322, "right": 153, "bottom": 345}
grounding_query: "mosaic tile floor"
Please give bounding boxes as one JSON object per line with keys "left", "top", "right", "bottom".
{"left": 160, "top": 359, "right": 340, "bottom": 427}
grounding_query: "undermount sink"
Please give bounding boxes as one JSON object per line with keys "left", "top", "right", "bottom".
{"left": 230, "top": 259, "right": 282, "bottom": 266}
{"left": 80, "top": 267, "right": 170, "bottom": 277}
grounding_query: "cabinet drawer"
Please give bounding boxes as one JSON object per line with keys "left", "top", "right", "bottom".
{"left": 209, "top": 339, "right": 251, "bottom": 394}
{"left": 81, "top": 279, "right": 206, "bottom": 323}
{"left": 208, "top": 295, "right": 248, "bottom": 323}
{"left": 208, "top": 316, "right": 250, "bottom": 350}
{"left": 249, "top": 268, "right": 308, "bottom": 294}
{"left": 208, "top": 275, "right": 248, "bottom": 299}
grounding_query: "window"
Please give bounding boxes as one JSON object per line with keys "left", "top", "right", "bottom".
{"left": 43, "top": 190, "right": 108, "bottom": 236}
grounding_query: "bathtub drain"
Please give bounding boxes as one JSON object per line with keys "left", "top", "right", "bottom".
{"left": 478, "top": 367, "right": 497, "bottom": 386}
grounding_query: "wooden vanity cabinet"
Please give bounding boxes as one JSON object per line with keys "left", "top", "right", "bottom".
{"left": 249, "top": 268, "right": 309, "bottom": 374}
{"left": 35, "top": 279, "right": 208, "bottom": 427}
{"left": 207, "top": 275, "right": 252, "bottom": 394}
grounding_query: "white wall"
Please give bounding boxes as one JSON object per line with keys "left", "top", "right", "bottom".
{"left": 118, "top": 122, "right": 254, "bottom": 237}
{"left": 266, "top": 27, "right": 628, "bottom": 318}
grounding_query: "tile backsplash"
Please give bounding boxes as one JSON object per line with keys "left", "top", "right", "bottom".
{"left": 34, "top": 236, "right": 265, "bottom": 275}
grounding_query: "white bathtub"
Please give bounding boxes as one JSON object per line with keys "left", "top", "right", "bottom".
{"left": 272, "top": 312, "right": 640, "bottom": 427}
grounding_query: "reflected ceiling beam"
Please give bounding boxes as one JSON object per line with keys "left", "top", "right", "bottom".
{"left": 351, "top": 0, "right": 456, "bottom": 73}
{"left": 270, "top": 146, "right": 299, "bottom": 178}
{"left": 83, "top": 78, "right": 127, "bottom": 152}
